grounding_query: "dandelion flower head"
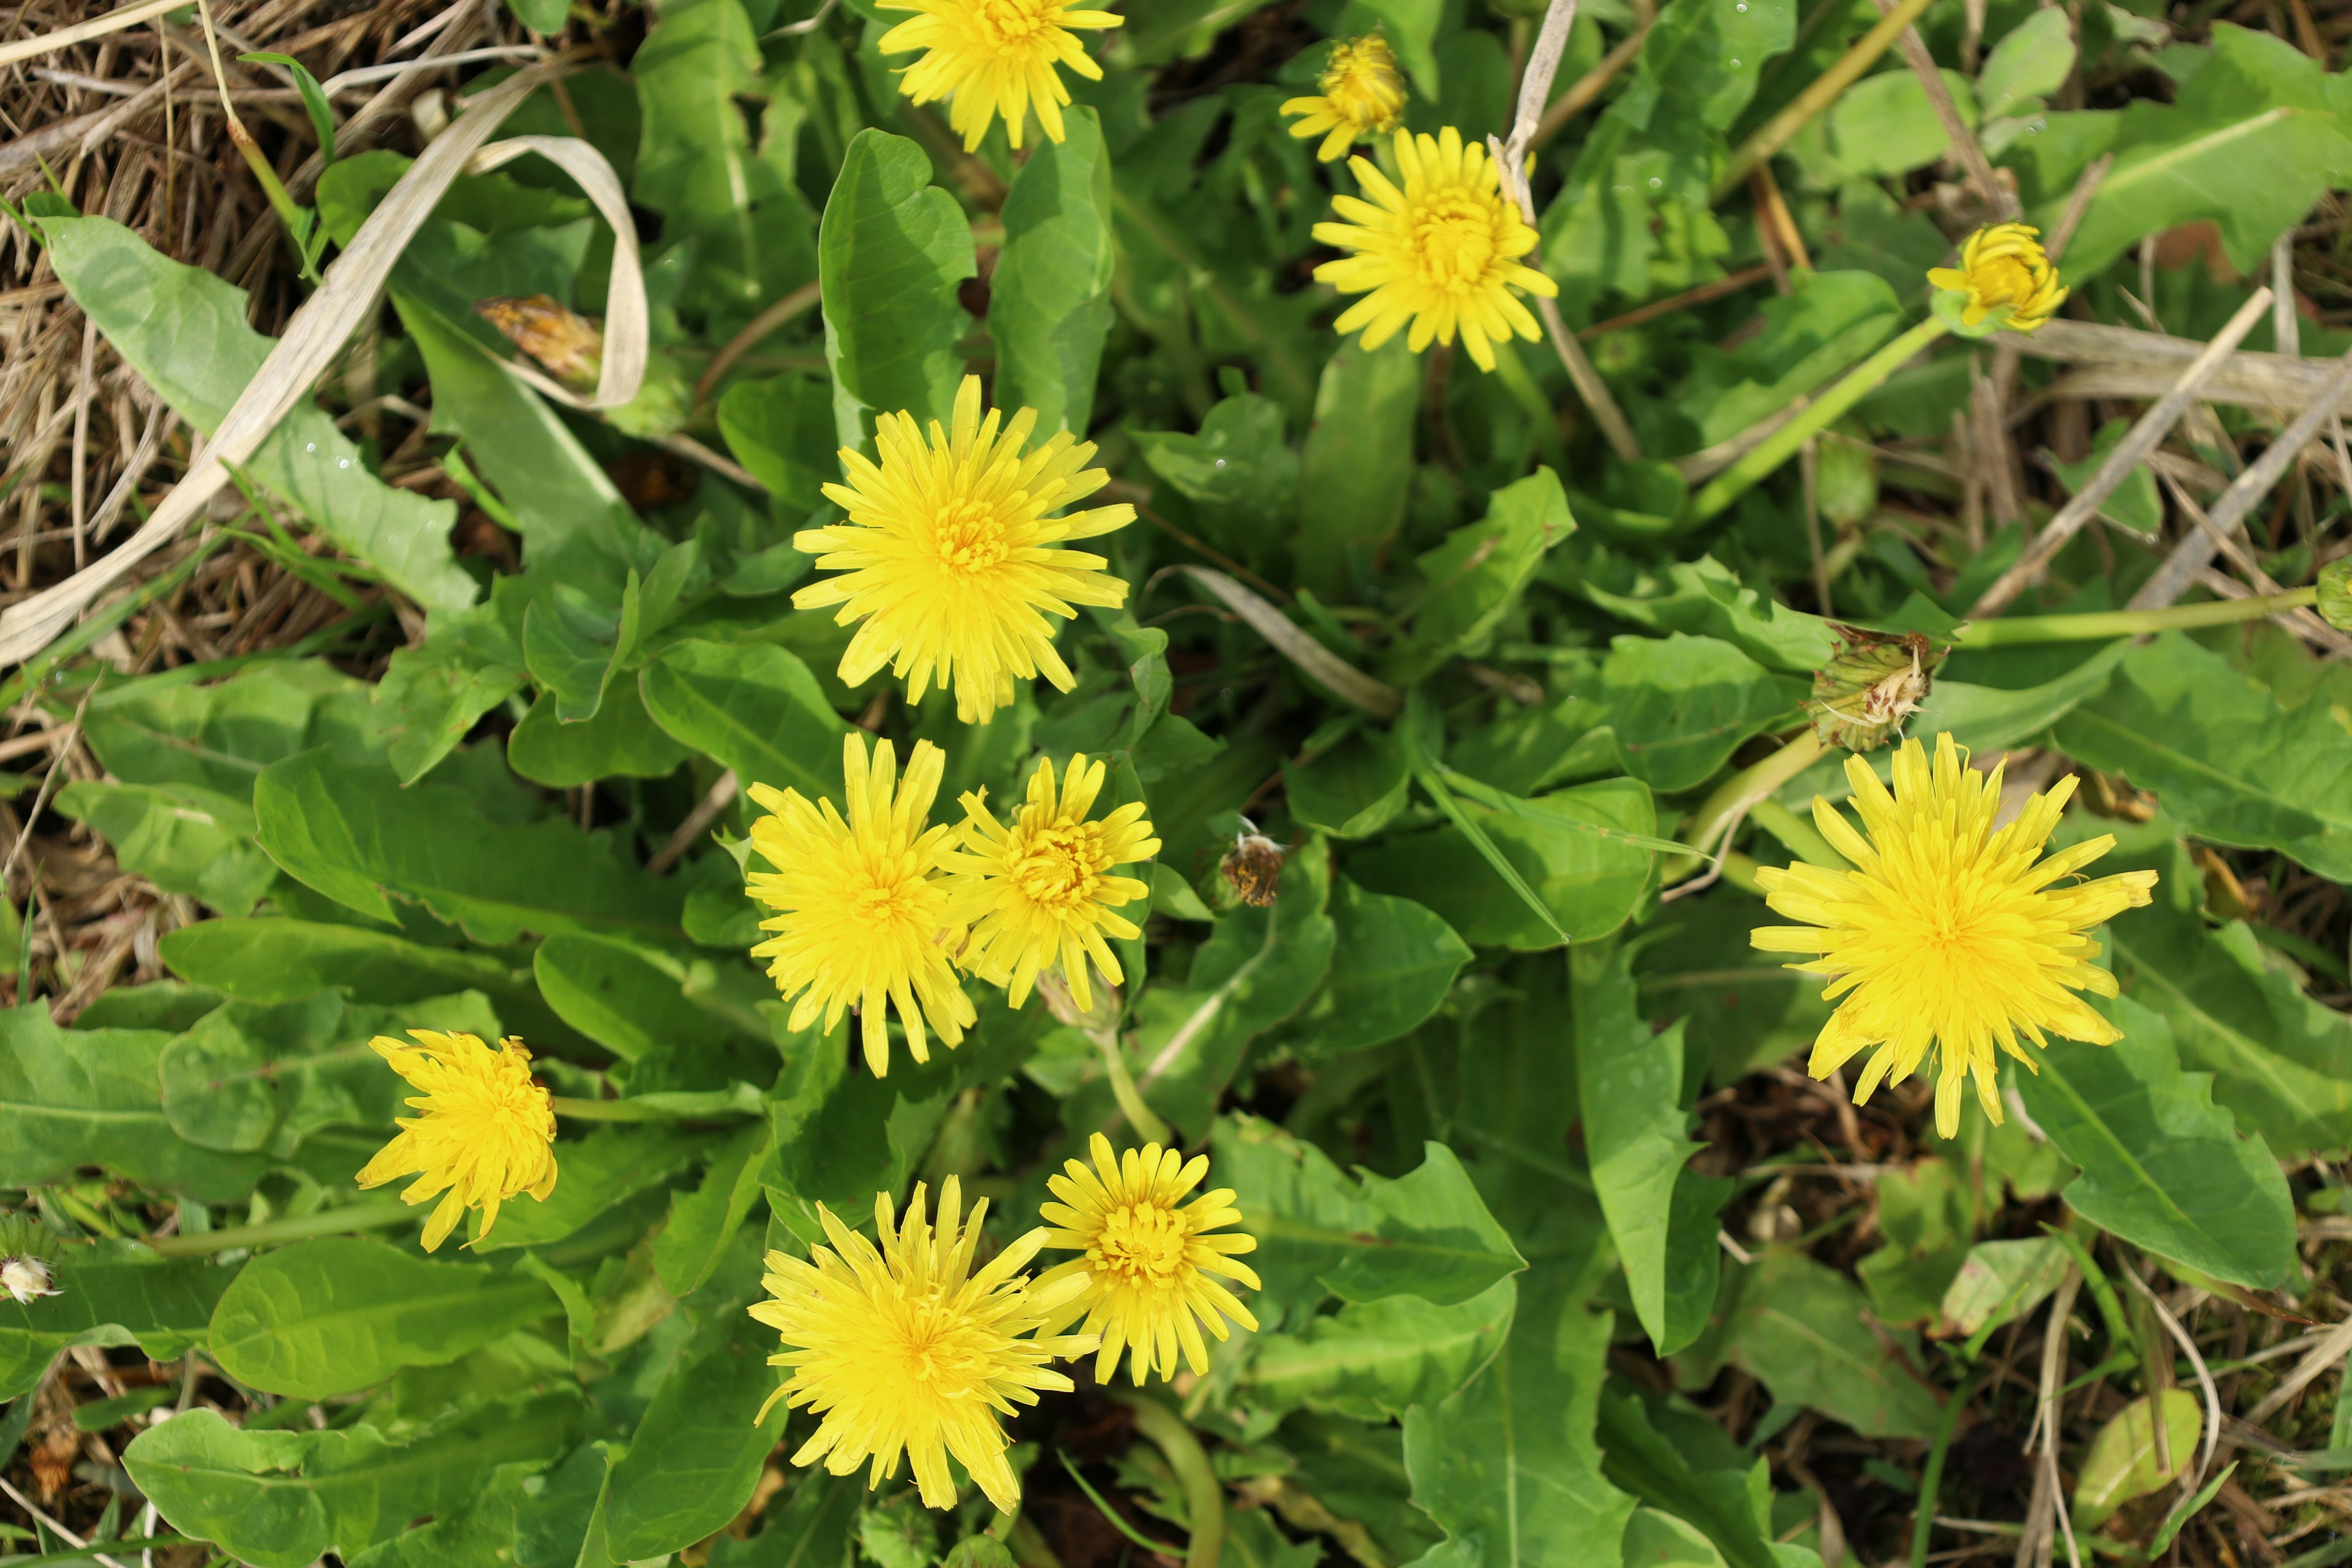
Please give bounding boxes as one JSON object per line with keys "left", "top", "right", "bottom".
{"left": 1313, "top": 127, "right": 1558, "bottom": 372}
{"left": 1750, "top": 734, "right": 2159, "bottom": 1139}
{"left": 747, "top": 733, "right": 977, "bottom": 1077}
{"left": 356, "top": 1031, "right": 557, "bottom": 1252}
{"left": 944, "top": 753, "right": 1159, "bottom": 1012}
{"left": 796, "top": 375, "right": 1136, "bottom": 725}
{"left": 748, "top": 1177, "right": 1098, "bottom": 1514}
{"left": 1281, "top": 36, "right": 1407, "bottom": 162}
{"left": 1037, "top": 1133, "right": 1261, "bottom": 1385}
{"left": 878, "top": 0, "right": 1122, "bottom": 151}
{"left": 1928, "top": 222, "right": 2067, "bottom": 333}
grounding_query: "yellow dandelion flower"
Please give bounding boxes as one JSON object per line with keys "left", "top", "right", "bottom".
{"left": 1750, "top": 734, "right": 2160, "bottom": 1139}
{"left": 1312, "top": 127, "right": 1558, "bottom": 372}
{"left": 748, "top": 1177, "right": 1098, "bottom": 1514}
{"left": 1927, "top": 222, "right": 2067, "bottom": 333}
{"left": 356, "top": 1031, "right": 557, "bottom": 1253}
{"left": 747, "top": 733, "right": 977, "bottom": 1077}
{"left": 1280, "top": 36, "right": 1408, "bottom": 162}
{"left": 796, "top": 375, "right": 1136, "bottom": 726}
{"left": 878, "top": 0, "right": 1123, "bottom": 153}
{"left": 943, "top": 753, "right": 1159, "bottom": 1011}
{"left": 1036, "top": 1133, "right": 1261, "bottom": 1385}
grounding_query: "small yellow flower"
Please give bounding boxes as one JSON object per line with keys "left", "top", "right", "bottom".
{"left": 1928, "top": 222, "right": 2067, "bottom": 333}
{"left": 748, "top": 1177, "right": 1098, "bottom": 1514}
{"left": 1037, "top": 1134, "right": 1261, "bottom": 1385}
{"left": 797, "top": 375, "right": 1136, "bottom": 726}
{"left": 1750, "top": 735, "right": 2160, "bottom": 1139}
{"left": 356, "top": 1031, "right": 557, "bottom": 1252}
{"left": 1280, "top": 36, "right": 1408, "bottom": 162}
{"left": 747, "top": 733, "right": 977, "bottom": 1077}
{"left": 1312, "top": 127, "right": 1559, "bottom": 372}
{"left": 878, "top": 0, "right": 1123, "bottom": 153}
{"left": 944, "top": 753, "right": 1159, "bottom": 1011}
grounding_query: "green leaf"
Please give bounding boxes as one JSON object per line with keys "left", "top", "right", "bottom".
{"left": 603, "top": 1229, "right": 789, "bottom": 1559}
{"left": 1213, "top": 1115, "right": 1526, "bottom": 1327}
{"left": 531, "top": 931, "right": 766, "bottom": 1065}
{"left": 2013, "top": 993, "right": 2299, "bottom": 1289}
{"left": 989, "top": 107, "right": 1115, "bottom": 437}
{"left": 1580, "top": 558, "right": 1835, "bottom": 676}
{"left": 1978, "top": 9, "right": 2076, "bottom": 118}
{"left": 1134, "top": 395, "right": 1301, "bottom": 549}
{"left": 0, "top": 1250, "right": 233, "bottom": 1400}
{"left": 1790, "top": 68, "right": 1978, "bottom": 183}
{"left": 343, "top": 1464, "right": 537, "bottom": 1568}
{"left": 1578, "top": 951, "right": 1728, "bottom": 1357}
{"left": 1247, "top": 1275, "right": 1517, "bottom": 1422}
{"left": 1594, "top": 1392, "right": 1783, "bottom": 1568}
{"left": 1348, "top": 778, "right": 1657, "bottom": 949}
{"left": 0, "top": 1008, "right": 268, "bottom": 1202}
{"left": 54, "top": 780, "right": 278, "bottom": 913}
{"left": 1937, "top": 1237, "right": 2071, "bottom": 1340}
{"left": 1295, "top": 336, "right": 1420, "bottom": 598}
{"left": 650, "top": 1123, "right": 773, "bottom": 1297}
{"left": 503, "top": 0, "right": 569, "bottom": 31}
{"left": 1913, "top": 641, "right": 2127, "bottom": 755}
{"left": 32, "top": 216, "right": 476, "bottom": 613}
{"left": 208, "top": 1237, "right": 560, "bottom": 1399}
{"left": 84, "top": 659, "right": 385, "bottom": 798}
{"left": 707, "top": 1469, "right": 859, "bottom": 1568}
{"left": 1566, "top": 0, "right": 1795, "bottom": 205}
{"left": 818, "top": 130, "right": 978, "bottom": 440}
{"left": 719, "top": 374, "right": 838, "bottom": 512}
{"left": 1599, "top": 633, "right": 1799, "bottom": 794}
{"left": 1394, "top": 468, "right": 1576, "bottom": 678}
{"left": 124, "top": 1395, "right": 583, "bottom": 1568}
{"left": 1286, "top": 877, "right": 1469, "bottom": 1054}
{"left": 469, "top": 1126, "right": 707, "bottom": 1253}
{"left": 1287, "top": 727, "right": 1409, "bottom": 839}
{"left": 1673, "top": 270, "right": 1899, "bottom": 447}
{"left": 254, "top": 751, "right": 684, "bottom": 944}
{"left": 1853, "top": 1158, "right": 1973, "bottom": 1329}
{"left": 639, "top": 639, "right": 851, "bottom": 801}
{"left": 2054, "top": 633, "right": 2352, "bottom": 879}
{"left": 1399, "top": 1262, "right": 1635, "bottom": 1568}
{"left": 508, "top": 685, "right": 693, "bottom": 788}
{"left": 2073, "top": 1390, "right": 2201, "bottom": 1530}
{"left": 374, "top": 602, "right": 530, "bottom": 786}
{"left": 1679, "top": 1251, "right": 1944, "bottom": 1439}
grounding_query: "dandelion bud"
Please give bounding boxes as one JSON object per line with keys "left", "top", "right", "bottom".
{"left": 1928, "top": 222, "right": 2067, "bottom": 337}
{"left": 1804, "top": 628, "right": 1946, "bottom": 753}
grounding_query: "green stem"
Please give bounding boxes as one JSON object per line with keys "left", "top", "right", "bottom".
{"left": 142, "top": 1197, "right": 414, "bottom": 1257}
{"left": 1686, "top": 317, "right": 1950, "bottom": 524}
{"left": 1095, "top": 1031, "right": 1175, "bottom": 1148}
{"left": 1114, "top": 1393, "right": 1225, "bottom": 1568}
{"left": 1958, "top": 587, "right": 2319, "bottom": 646}
{"left": 1911, "top": 1373, "right": 1984, "bottom": 1568}
{"left": 1749, "top": 797, "right": 1844, "bottom": 870}
{"left": 1662, "top": 730, "right": 1828, "bottom": 881}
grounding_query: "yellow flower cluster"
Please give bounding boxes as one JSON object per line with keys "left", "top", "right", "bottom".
{"left": 875, "top": 0, "right": 1121, "bottom": 152}
{"left": 750, "top": 1141, "right": 1258, "bottom": 1513}
{"left": 746, "top": 732, "right": 1159, "bottom": 1077}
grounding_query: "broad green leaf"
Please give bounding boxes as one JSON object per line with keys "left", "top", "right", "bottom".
{"left": 1287, "top": 728, "right": 1409, "bottom": 840}
{"left": 0, "top": 1008, "right": 268, "bottom": 1202}
{"left": 2054, "top": 633, "right": 2352, "bottom": 879}
{"left": 708, "top": 1469, "right": 859, "bottom": 1568}
{"left": 470, "top": 1126, "right": 707, "bottom": 1252}
{"left": 1599, "top": 633, "right": 1800, "bottom": 794}
{"left": 254, "top": 750, "right": 684, "bottom": 944}
{"left": 508, "top": 685, "right": 693, "bottom": 788}
{"left": 989, "top": 107, "right": 1115, "bottom": 437}
{"left": 2108, "top": 895, "right": 2352, "bottom": 1158}
{"left": 1214, "top": 1115, "right": 1526, "bottom": 1326}
{"left": 1790, "top": 68, "right": 1978, "bottom": 183}
{"left": 55, "top": 780, "right": 278, "bottom": 913}
{"left": 719, "top": 373, "right": 838, "bottom": 512}
{"left": 209, "top": 1237, "right": 560, "bottom": 1399}
{"left": 523, "top": 575, "right": 639, "bottom": 725}
{"left": 34, "top": 216, "right": 475, "bottom": 613}
{"left": 1295, "top": 336, "right": 1420, "bottom": 598}
{"left": 2073, "top": 1390, "right": 2202, "bottom": 1529}
{"left": 85, "top": 659, "right": 385, "bottom": 797}
{"left": 2014, "top": 993, "right": 2299, "bottom": 1289}
{"left": 818, "top": 130, "right": 977, "bottom": 440}
{"left": 1978, "top": 9, "right": 2076, "bottom": 118}
{"left": 1130, "top": 840, "right": 1337, "bottom": 1139}
{"left": 1674, "top": 270, "right": 1899, "bottom": 446}
{"left": 1348, "top": 778, "right": 1657, "bottom": 950}
{"left": 1580, "top": 557, "right": 1835, "bottom": 676}
{"left": 1853, "top": 1159, "right": 1973, "bottom": 1329}
{"left": 1621, "top": 1509, "right": 1733, "bottom": 1568}
{"left": 1247, "top": 1275, "right": 1516, "bottom": 1422}
{"left": 1578, "top": 951, "right": 1728, "bottom": 1357}
{"left": 124, "top": 1394, "right": 582, "bottom": 1568}
{"left": 1679, "top": 1251, "right": 1943, "bottom": 1439}
{"left": 532, "top": 931, "right": 766, "bottom": 1064}
{"left": 1912, "top": 641, "right": 2127, "bottom": 755}
{"left": 639, "top": 639, "right": 851, "bottom": 802}
{"left": 651, "top": 1123, "right": 774, "bottom": 1297}
{"left": 1400, "top": 1262, "right": 1635, "bottom": 1568}
{"left": 1286, "top": 878, "right": 1469, "bottom": 1054}
{"left": 1595, "top": 1392, "right": 1787, "bottom": 1568}
{"left": 0, "top": 1248, "right": 233, "bottom": 1400}
{"left": 1134, "top": 394, "right": 1301, "bottom": 552}
{"left": 344, "top": 1464, "right": 537, "bottom": 1568}
{"left": 603, "top": 1230, "right": 788, "bottom": 1559}
{"left": 1393, "top": 468, "right": 1576, "bottom": 678}
{"left": 1937, "top": 1237, "right": 2070, "bottom": 1340}
{"left": 1563, "top": 0, "right": 1795, "bottom": 205}
{"left": 159, "top": 990, "right": 500, "bottom": 1156}
{"left": 374, "top": 602, "right": 530, "bottom": 786}
{"left": 515, "top": 1443, "right": 615, "bottom": 1568}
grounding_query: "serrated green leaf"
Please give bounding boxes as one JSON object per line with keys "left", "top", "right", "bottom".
{"left": 1286, "top": 877, "right": 1468, "bottom": 1055}
{"left": 1247, "top": 1275, "right": 1515, "bottom": 1422}
{"left": 639, "top": 638, "right": 851, "bottom": 801}
{"left": 818, "top": 130, "right": 977, "bottom": 440}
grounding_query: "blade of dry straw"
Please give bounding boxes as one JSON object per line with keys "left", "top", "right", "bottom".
{"left": 0, "top": 0, "right": 185, "bottom": 69}
{"left": 465, "top": 135, "right": 647, "bottom": 410}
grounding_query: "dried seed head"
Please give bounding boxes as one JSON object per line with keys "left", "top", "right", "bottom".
{"left": 1, "top": 1254, "right": 56, "bottom": 1305}
{"left": 473, "top": 296, "right": 605, "bottom": 390}
{"left": 1220, "top": 820, "right": 1286, "bottom": 907}
{"left": 1804, "top": 628, "right": 1946, "bottom": 752}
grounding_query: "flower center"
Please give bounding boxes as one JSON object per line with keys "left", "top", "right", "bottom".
{"left": 1406, "top": 193, "right": 1500, "bottom": 294}
{"left": 972, "top": 0, "right": 1055, "bottom": 50}
{"left": 1008, "top": 823, "right": 1101, "bottom": 912}
{"left": 1971, "top": 255, "right": 2038, "bottom": 308}
{"left": 1095, "top": 1202, "right": 1188, "bottom": 1284}
{"left": 891, "top": 1300, "right": 981, "bottom": 1392}
{"left": 933, "top": 499, "right": 1012, "bottom": 576}
{"left": 851, "top": 867, "right": 925, "bottom": 931}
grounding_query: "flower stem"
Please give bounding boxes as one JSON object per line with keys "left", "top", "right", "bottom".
{"left": 1095, "top": 1030, "right": 1175, "bottom": 1148}
{"left": 1685, "top": 317, "right": 1950, "bottom": 525}
{"left": 1957, "top": 586, "right": 2318, "bottom": 646}
{"left": 1113, "top": 1393, "right": 1225, "bottom": 1568}
{"left": 141, "top": 1197, "right": 414, "bottom": 1258}
{"left": 1664, "top": 730, "right": 1829, "bottom": 883}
